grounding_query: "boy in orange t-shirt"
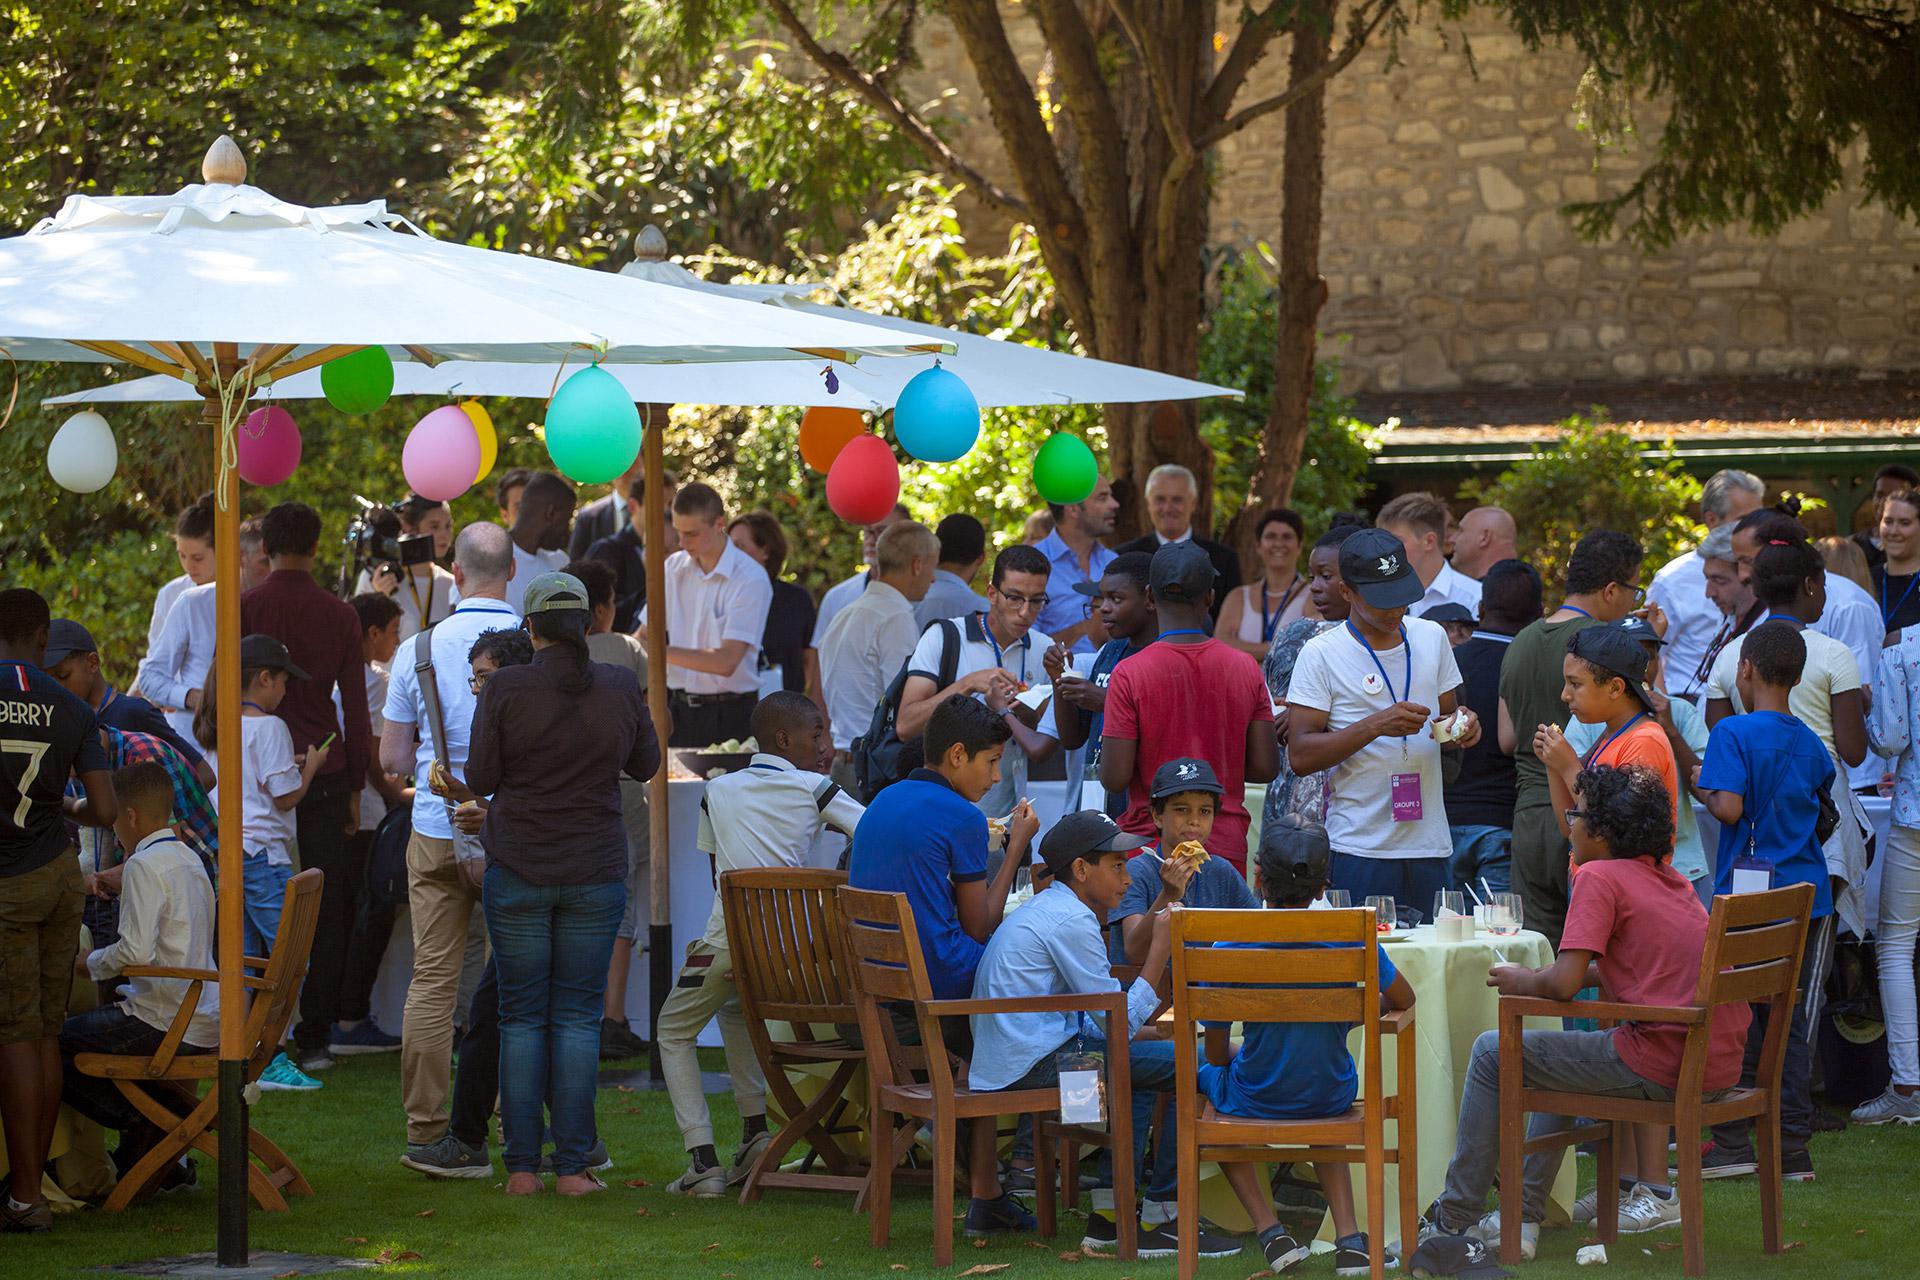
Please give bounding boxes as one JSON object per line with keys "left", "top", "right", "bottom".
{"left": 1535, "top": 624, "right": 1679, "bottom": 857}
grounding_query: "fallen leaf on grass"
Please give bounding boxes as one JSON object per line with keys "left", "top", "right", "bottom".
{"left": 274, "top": 1272, "right": 300, "bottom": 1278}
{"left": 1026, "top": 1241, "right": 1050, "bottom": 1250}
{"left": 1783, "top": 1241, "right": 1807, "bottom": 1253}
{"left": 615, "top": 1085, "right": 636, "bottom": 1093}
{"left": 1058, "top": 1250, "right": 1084, "bottom": 1262}
{"left": 621, "top": 1106, "right": 644, "bottom": 1115}
{"left": 1855, "top": 1229, "right": 1868, "bottom": 1237}
{"left": 634, "top": 1207, "right": 650, "bottom": 1216}
{"left": 374, "top": 1248, "right": 423, "bottom": 1264}
{"left": 152, "top": 1226, "right": 184, "bottom": 1234}
{"left": 956, "top": 1267, "right": 1012, "bottom": 1278}
{"left": 624, "top": 1178, "right": 651, "bottom": 1188}
{"left": 972, "top": 1238, "right": 988, "bottom": 1250}
{"left": 812, "top": 1259, "right": 826, "bottom": 1270}
{"left": 702, "top": 1242, "right": 721, "bottom": 1254}
{"left": 415, "top": 1209, "right": 436, "bottom": 1218}
{"left": 344, "top": 1237, "right": 370, "bottom": 1245}
{"left": 1654, "top": 1242, "right": 1681, "bottom": 1252}
{"left": 890, "top": 1267, "right": 909, "bottom": 1273}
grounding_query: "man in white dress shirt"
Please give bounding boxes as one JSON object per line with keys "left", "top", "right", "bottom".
{"left": 805, "top": 503, "right": 911, "bottom": 717}
{"left": 820, "top": 521, "right": 938, "bottom": 786}
{"left": 1377, "top": 491, "right": 1482, "bottom": 616}
{"left": 643, "top": 481, "right": 775, "bottom": 746}
{"left": 1645, "top": 469, "right": 1766, "bottom": 704}
{"left": 135, "top": 517, "right": 270, "bottom": 740}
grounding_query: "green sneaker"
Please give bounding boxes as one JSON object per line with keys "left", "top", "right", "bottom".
{"left": 258, "top": 1052, "right": 323, "bottom": 1091}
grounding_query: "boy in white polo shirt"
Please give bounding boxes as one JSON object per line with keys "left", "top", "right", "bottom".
{"left": 660, "top": 692, "right": 864, "bottom": 1198}
{"left": 1285, "top": 528, "right": 1478, "bottom": 908}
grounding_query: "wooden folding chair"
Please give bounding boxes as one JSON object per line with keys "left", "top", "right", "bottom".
{"left": 1497, "top": 883, "right": 1814, "bottom": 1277}
{"left": 720, "top": 867, "right": 869, "bottom": 1201}
{"left": 836, "top": 885, "right": 1137, "bottom": 1266}
{"left": 75, "top": 868, "right": 324, "bottom": 1212}
{"left": 1168, "top": 906, "right": 1416, "bottom": 1280}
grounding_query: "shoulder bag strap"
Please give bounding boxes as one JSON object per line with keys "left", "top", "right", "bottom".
{"left": 413, "top": 616, "right": 454, "bottom": 772}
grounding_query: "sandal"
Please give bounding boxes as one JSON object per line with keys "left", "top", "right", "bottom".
{"left": 505, "top": 1172, "right": 544, "bottom": 1196}
{"left": 555, "top": 1171, "right": 607, "bottom": 1197}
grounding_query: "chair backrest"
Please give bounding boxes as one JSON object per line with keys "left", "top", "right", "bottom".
{"left": 242, "top": 868, "right": 324, "bottom": 1079}
{"left": 835, "top": 885, "right": 959, "bottom": 1096}
{"left": 1682, "top": 883, "right": 1815, "bottom": 1095}
{"left": 1169, "top": 906, "right": 1384, "bottom": 1124}
{"left": 722, "top": 867, "right": 855, "bottom": 1028}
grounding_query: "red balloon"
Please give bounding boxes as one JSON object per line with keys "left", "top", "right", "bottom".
{"left": 825, "top": 434, "right": 901, "bottom": 525}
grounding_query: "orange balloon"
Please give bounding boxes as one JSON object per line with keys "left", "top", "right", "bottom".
{"left": 799, "top": 406, "right": 866, "bottom": 473}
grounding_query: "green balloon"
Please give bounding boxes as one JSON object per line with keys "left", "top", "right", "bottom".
{"left": 321, "top": 346, "right": 394, "bottom": 414}
{"left": 545, "top": 365, "right": 642, "bottom": 484}
{"left": 1033, "top": 432, "right": 1098, "bottom": 505}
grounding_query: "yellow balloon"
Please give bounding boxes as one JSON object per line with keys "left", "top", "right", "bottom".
{"left": 459, "top": 400, "right": 497, "bottom": 484}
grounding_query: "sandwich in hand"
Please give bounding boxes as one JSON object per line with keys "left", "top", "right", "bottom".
{"left": 1168, "top": 840, "right": 1210, "bottom": 871}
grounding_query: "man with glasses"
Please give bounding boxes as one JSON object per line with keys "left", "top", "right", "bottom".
{"left": 897, "top": 545, "right": 1061, "bottom": 818}
{"left": 1033, "top": 474, "right": 1119, "bottom": 654}
{"left": 1495, "top": 530, "right": 1644, "bottom": 946}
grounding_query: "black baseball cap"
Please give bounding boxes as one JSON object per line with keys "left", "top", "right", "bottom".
{"left": 1150, "top": 757, "right": 1224, "bottom": 800}
{"left": 1258, "top": 814, "right": 1332, "bottom": 901}
{"left": 239, "top": 633, "right": 310, "bottom": 681}
{"left": 1038, "top": 809, "right": 1150, "bottom": 878}
{"left": 1618, "top": 615, "right": 1664, "bottom": 647}
{"left": 1420, "top": 602, "right": 1475, "bottom": 625}
{"left": 1568, "top": 624, "right": 1654, "bottom": 713}
{"left": 1148, "top": 542, "right": 1218, "bottom": 605}
{"left": 1405, "top": 1235, "right": 1512, "bottom": 1279}
{"left": 41, "top": 619, "right": 98, "bottom": 668}
{"left": 1338, "top": 528, "right": 1423, "bottom": 610}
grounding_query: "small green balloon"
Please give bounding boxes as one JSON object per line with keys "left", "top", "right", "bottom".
{"left": 321, "top": 346, "right": 395, "bottom": 414}
{"left": 545, "top": 365, "right": 642, "bottom": 484}
{"left": 1033, "top": 432, "right": 1098, "bottom": 505}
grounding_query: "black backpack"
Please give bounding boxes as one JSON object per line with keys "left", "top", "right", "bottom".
{"left": 358, "top": 803, "right": 413, "bottom": 936}
{"left": 851, "top": 615, "right": 968, "bottom": 802}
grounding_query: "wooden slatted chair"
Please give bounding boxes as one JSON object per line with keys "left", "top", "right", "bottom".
{"left": 1497, "top": 883, "right": 1814, "bottom": 1277}
{"left": 75, "top": 867, "right": 323, "bottom": 1212}
{"left": 836, "top": 885, "right": 1137, "bottom": 1266}
{"left": 1169, "top": 906, "right": 1417, "bottom": 1280}
{"left": 720, "top": 867, "right": 869, "bottom": 1201}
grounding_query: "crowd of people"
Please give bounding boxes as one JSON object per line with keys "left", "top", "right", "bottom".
{"left": 2, "top": 454, "right": 1916, "bottom": 1276}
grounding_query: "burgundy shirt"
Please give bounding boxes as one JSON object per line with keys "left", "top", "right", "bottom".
{"left": 241, "top": 568, "right": 368, "bottom": 783}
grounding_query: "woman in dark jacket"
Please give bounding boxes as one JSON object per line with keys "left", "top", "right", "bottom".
{"left": 727, "top": 509, "right": 814, "bottom": 694}
{"left": 464, "top": 572, "right": 660, "bottom": 1195}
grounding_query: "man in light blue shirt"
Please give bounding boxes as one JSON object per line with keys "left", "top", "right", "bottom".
{"left": 914, "top": 513, "right": 992, "bottom": 630}
{"left": 1033, "top": 476, "right": 1119, "bottom": 654}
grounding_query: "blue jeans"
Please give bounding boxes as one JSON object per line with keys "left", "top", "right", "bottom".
{"left": 998, "top": 1029, "right": 1181, "bottom": 1203}
{"left": 241, "top": 854, "right": 291, "bottom": 960}
{"left": 484, "top": 864, "right": 625, "bottom": 1175}
{"left": 1328, "top": 852, "right": 1450, "bottom": 920}
{"left": 1447, "top": 825, "right": 1512, "bottom": 895}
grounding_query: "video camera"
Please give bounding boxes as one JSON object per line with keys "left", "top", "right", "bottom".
{"left": 338, "top": 495, "right": 435, "bottom": 597}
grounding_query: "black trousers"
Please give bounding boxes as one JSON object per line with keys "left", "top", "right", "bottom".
{"left": 667, "top": 691, "right": 756, "bottom": 748}
{"left": 449, "top": 957, "right": 502, "bottom": 1150}
{"left": 293, "top": 774, "right": 395, "bottom": 1054}
{"left": 60, "top": 1005, "right": 209, "bottom": 1138}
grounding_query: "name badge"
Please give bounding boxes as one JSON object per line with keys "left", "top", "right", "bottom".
{"left": 1731, "top": 853, "right": 1772, "bottom": 895}
{"left": 1361, "top": 672, "right": 1385, "bottom": 696}
{"left": 1390, "top": 772, "right": 1423, "bottom": 823}
{"left": 1056, "top": 1048, "right": 1106, "bottom": 1124}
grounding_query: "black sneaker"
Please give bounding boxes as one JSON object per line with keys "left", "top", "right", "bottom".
{"left": 156, "top": 1157, "right": 198, "bottom": 1195}
{"left": 1258, "top": 1224, "right": 1310, "bottom": 1273}
{"left": 1079, "top": 1212, "right": 1117, "bottom": 1251}
{"left": 1781, "top": 1147, "right": 1814, "bottom": 1182}
{"left": 964, "top": 1192, "right": 1037, "bottom": 1237}
{"left": 1696, "top": 1141, "right": 1757, "bottom": 1180}
{"left": 1334, "top": 1231, "right": 1399, "bottom": 1275}
{"left": 400, "top": 1134, "right": 492, "bottom": 1179}
{"left": 1137, "top": 1219, "right": 1244, "bottom": 1259}
{"left": 0, "top": 1199, "right": 52, "bottom": 1233}
{"left": 599, "top": 1018, "right": 649, "bottom": 1061}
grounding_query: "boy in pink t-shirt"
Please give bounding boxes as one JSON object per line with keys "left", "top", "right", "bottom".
{"left": 1098, "top": 543, "right": 1276, "bottom": 870}
{"left": 1417, "top": 763, "right": 1750, "bottom": 1259}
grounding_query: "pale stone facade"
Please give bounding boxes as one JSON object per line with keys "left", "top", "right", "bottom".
{"left": 907, "top": 10, "right": 1920, "bottom": 395}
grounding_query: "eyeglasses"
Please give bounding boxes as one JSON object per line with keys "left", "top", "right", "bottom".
{"left": 996, "top": 590, "right": 1050, "bottom": 611}
{"left": 1564, "top": 808, "right": 1587, "bottom": 826}
{"left": 468, "top": 673, "right": 492, "bottom": 693}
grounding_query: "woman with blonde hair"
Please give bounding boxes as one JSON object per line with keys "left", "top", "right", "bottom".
{"left": 1817, "top": 535, "right": 1874, "bottom": 596}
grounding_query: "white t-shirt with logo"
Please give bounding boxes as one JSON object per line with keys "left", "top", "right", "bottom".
{"left": 906, "top": 613, "right": 1056, "bottom": 819}
{"left": 1286, "top": 617, "right": 1463, "bottom": 860}
{"left": 1705, "top": 624, "right": 1861, "bottom": 768}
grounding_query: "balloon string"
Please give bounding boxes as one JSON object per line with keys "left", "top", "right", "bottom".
{"left": 543, "top": 347, "right": 584, "bottom": 418}
{"left": 213, "top": 364, "right": 257, "bottom": 512}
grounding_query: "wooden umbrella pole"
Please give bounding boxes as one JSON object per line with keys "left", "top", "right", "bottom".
{"left": 643, "top": 404, "right": 673, "bottom": 1082}
{"left": 204, "top": 359, "right": 249, "bottom": 1266}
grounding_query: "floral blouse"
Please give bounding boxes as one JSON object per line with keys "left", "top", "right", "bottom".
{"left": 1262, "top": 617, "right": 1341, "bottom": 830}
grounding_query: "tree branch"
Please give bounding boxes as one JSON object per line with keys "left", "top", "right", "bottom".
{"left": 764, "top": 0, "right": 1028, "bottom": 219}
{"left": 1106, "top": 0, "right": 1198, "bottom": 170}
{"left": 1202, "top": 0, "right": 1291, "bottom": 121}
{"left": 1029, "top": 2, "right": 1137, "bottom": 274}
{"left": 1195, "top": 0, "right": 1399, "bottom": 149}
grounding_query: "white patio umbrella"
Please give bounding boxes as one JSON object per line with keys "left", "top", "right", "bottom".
{"left": 0, "top": 137, "right": 944, "bottom": 1267}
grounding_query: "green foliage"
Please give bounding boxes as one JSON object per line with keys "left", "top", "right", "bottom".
{"left": 1197, "top": 249, "right": 1382, "bottom": 537}
{"left": 5, "top": 530, "right": 170, "bottom": 688}
{"left": 1461, "top": 412, "right": 1703, "bottom": 598}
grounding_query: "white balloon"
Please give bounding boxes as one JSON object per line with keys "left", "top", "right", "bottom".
{"left": 47, "top": 410, "right": 118, "bottom": 493}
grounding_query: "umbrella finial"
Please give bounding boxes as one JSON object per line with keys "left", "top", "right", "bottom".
{"left": 633, "top": 224, "right": 670, "bottom": 263}
{"left": 202, "top": 135, "right": 247, "bottom": 186}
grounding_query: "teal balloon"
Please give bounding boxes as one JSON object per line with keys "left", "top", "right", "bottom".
{"left": 1033, "top": 432, "right": 1098, "bottom": 505}
{"left": 320, "top": 346, "right": 394, "bottom": 414}
{"left": 892, "top": 365, "right": 979, "bottom": 462}
{"left": 544, "top": 365, "right": 642, "bottom": 484}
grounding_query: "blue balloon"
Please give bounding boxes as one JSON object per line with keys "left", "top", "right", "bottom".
{"left": 545, "top": 365, "right": 642, "bottom": 484}
{"left": 892, "top": 364, "right": 980, "bottom": 463}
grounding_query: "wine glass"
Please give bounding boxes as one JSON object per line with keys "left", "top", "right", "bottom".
{"left": 1432, "top": 890, "right": 1466, "bottom": 921}
{"left": 1365, "top": 895, "right": 1396, "bottom": 934}
{"left": 1490, "top": 892, "right": 1524, "bottom": 936}
{"left": 1321, "top": 889, "right": 1352, "bottom": 910}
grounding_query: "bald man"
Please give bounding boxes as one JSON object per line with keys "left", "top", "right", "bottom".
{"left": 1450, "top": 507, "right": 1518, "bottom": 581}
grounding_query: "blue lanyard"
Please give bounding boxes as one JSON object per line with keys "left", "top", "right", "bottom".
{"left": 1157, "top": 629, "right": 1207, "bottom": 642}
{"left": 1883, "top": 572, "right": 1920, "bottom": 627}
{"left": 1762, "top": 614, "right": 1799, "bottom": 627}
{"left": 984, "top": 625, "right": 1027, "bottom": 683}
{"left": 1260, "top": 577, "right": 1303, "bottom": 644}
{"left": 1584, "top": 711, "right": 1648, "bottom": 766}
{"left": 1345, "top": 621, "right": 1412, "bottom": 742}
{"left": 1559, "top": 604, "right": 1592, "bottom": 619}
{"left": 241, "top": 700, "right": 267, "bottom": 713}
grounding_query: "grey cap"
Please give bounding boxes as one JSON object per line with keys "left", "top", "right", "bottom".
{"left": 41, "top": 619, "right": 98, "bottom": 668}
{"left": 1149, "top": 541, "right": 1218, "bottom": 605}
{"left": 522, "top": 571, "right": 590, "bottom": 616}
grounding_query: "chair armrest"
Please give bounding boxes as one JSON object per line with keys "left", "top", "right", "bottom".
{"left": 122, "top": 964, "right": 273, "bottom": 992}
{"left": 1378, "top": 1006, "right": 1415, "bottom": 1035}
{"left": 927, "top": 992, "right": 1128, "bottom": 1018}
{"left": 243, "top": 955, "right": 272, "bottom": 969}
{"left": 1499, "top": 995, "right": 1704, "bottom": 1025}
{"left": 1110, "top": 965, "right": 1144, "bottom": 984}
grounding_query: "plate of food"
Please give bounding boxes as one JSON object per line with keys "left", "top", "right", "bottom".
{"left": 673, "top": 736, "right": 759, "bottom": 780}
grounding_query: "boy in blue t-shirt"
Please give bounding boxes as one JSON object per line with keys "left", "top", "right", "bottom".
{"left": 1205, "top": 815, "right": 1413, "bottom": 1274}
{"left": 1694, "top": 621, "right": 1836, "bottom": 1180}
{"left": 1108, "top": 757, "right": 1258, "bottom": 966}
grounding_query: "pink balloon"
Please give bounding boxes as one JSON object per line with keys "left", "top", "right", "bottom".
{"left": 237, "top": 406, "right": 301, "bottom": 487}
{"left": 403, "top": 405, "right": 482, "bottom": 502}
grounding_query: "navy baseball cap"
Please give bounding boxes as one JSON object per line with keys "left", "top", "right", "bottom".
{"left": 1148, "top": 542, "right": 1218, "bottom": 605}
{"left": 41, "top": 619, "right": 98, "bottom": 668}
{"left": 1038, "top": 810, "right": 1150, "bottom": 877}
{"left": 1420, "top": 602, "right": 1475, "bottom": 625}
{"left": 1568, "top": 624, "right": 1655, "bottom": 714}
{"left": 1338, "top": 528, "right": 1424, "bottom": 610}
{"left": 1150, "top": 757, "right": 1224, "bottom": 800}
{"left": 1618, "top": 615, "right": 1664, "bottom": 646}
{"left": 1257, "top": 814, "right": 1332, "bottom": 901}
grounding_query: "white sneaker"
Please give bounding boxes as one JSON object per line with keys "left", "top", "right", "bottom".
{"left": 1463, "top": 1210, "right": 1537, "bottom": 1262}
{"left": 1570, "top": 1186, "right": 1600, "bottom": 1225}
{"left": 1618, "top": 1187, "right": 1681, "bottom": 1234}
{"left": 1850, "top": 1087, "right": 1920, "bottom": 1126}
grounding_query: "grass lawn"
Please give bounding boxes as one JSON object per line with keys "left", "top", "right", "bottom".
{"left": 13, "top": 1050, "right": 1916, "bottom": 1278}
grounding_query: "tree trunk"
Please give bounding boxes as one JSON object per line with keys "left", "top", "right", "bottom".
{"left": 1233, "top": 0, "right": 1336, "bottom": 565}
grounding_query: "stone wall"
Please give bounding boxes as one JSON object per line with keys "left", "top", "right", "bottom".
{"left": 908, "top": 10, "right": 1920, "bottom": 395}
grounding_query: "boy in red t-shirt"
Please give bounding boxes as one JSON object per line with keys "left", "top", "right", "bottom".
{"left": 1537, "top": 624, "right": 1678, "bottom": 854}
{"left": 1415, "top": 764, "right": 1750, "bottom": 1262}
